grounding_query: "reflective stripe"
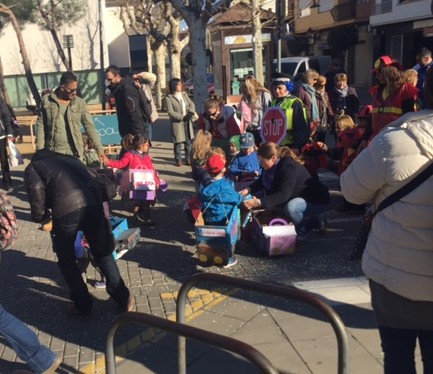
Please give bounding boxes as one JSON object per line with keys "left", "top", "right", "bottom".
{"left": 372, "top": 106, "right": 402, "bottom": 115}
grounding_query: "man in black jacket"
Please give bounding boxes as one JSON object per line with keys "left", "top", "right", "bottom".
{"left": 105, "top": 65, "right": 150, "bottom": 139}
{"left": 24, "top": 149, "right": 133, "bottom": 318}
{"left": 0, "top": 97, "right": 14, "bottom": 191}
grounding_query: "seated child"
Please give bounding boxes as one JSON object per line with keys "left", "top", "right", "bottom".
{"left": 228, "top": 132, "right": 261, "bottom": 183}
{"left": 199, "top": 153, "right": 243, "bottom": 267}
{"left": 227, "top": 135, "right": 241, "bottom": 166}
{"left": 103, "top": 134, "right": 160, "bottom": 225}
{"left": 82, "top": 133, "right": 100, "bottom": 168}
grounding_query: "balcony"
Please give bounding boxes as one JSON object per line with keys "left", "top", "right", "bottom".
{"left": 371, "top": 0, "right": 393, "bottom": 15}
{"left": 356, "top": 0, "right": 373, "bottom": 20}
{"left": 331, "top": 0, "right": 357, "bottom": 22}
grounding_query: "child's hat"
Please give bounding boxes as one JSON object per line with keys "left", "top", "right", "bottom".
{"left": 240, "top": 132, "right": 255, "bottom": 149}
{"left": 206, "top": 154, "right": 226, "bottom": 174}
{"left": 228, "top": 135, "right": 241, "bottom": 151}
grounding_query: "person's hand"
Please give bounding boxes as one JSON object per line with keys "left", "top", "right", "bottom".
{"left": 239, "top": 188, "right": 250, "bottom": 197}
{"left": 243, "top": 196, "right": 261, "bottom": 211}
{"left": 183, "top": 112, "right": 194, "bottom": 121}
{"left": 316, "top": 141, "right": 328, "bottom": 152}
{"left": 100, "top": 153, "right": 108, "bottom": 165}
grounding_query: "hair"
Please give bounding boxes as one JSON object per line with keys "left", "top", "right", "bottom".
{"left": 105, "top": 65, "right": 121, "bottom": 76}
{"left": 257, "top": 142, "right": 304, "bottom": 165}
{"left": 302, "top": 69, "right": 319, "bottom": 86}
{"left": 378, "top": 65, "right": 403, "bottom": 93}
{"left": 205, "top": 146, "right": 226, "bottom": 161}
{"left": 314, "top": 75, "right": 327, "bottom": 90}
{"left": 121, "top": 133, "right": 135, "bottom": 151}
{"left": 191, "top": 130, "right": 212, "bottom": 161}
{"left": 204, "top": 95, "right": 225, "bottom": 111}
{"left": 81, "top": 133, "right": 95, "bottom": 150}
{"left": 60, "top": 71, "right": 78, "bottom": 86}
{"left": 424, "top": 66, "right": 433, "bottom": 109}
{"left": 334, "top": 73, "right": 348, "bottom": 83}
{"left": 131, "top": 134, "right": 149, "bottom": 151}
{"left": 168, "top": 78, "right": 182, "bottom": 94}
{"left": 416, "top": 47, "right": 432, "bottom": 58}
{"left": 402, "top": 69, "right": 418, "bottom": 87}
{"left": 242, "top": 75, "right": 271, "bottom": 111}
{"left": 335, "top": 115, "right": 355, "bottom": 133}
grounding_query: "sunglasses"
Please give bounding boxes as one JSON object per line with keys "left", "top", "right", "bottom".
{"left": 63, "top": 86, "right": 77, "bottom": 93}
{"left": 206, "top": 110, "right": 218, "bottom": 117}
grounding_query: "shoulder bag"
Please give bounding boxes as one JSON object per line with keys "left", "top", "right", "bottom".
{"left": 351, "top": 160, "right": 433, "bottom": 261}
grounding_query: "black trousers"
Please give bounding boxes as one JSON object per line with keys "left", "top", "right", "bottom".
{"left": 0, "top": 137, "right": 12, "bottom": 187}
{"left": 51, "top": 205, "right": 130, "bottom": 314}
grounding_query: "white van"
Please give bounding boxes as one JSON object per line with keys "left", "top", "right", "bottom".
{"left": 272, "top": 56, "right": 331, "bottom": 80}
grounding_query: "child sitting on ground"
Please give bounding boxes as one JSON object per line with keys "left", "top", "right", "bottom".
{"left": 103, "top": 134, "right": 160, "bottom": 225}
{"left": 199, "top": 153, "right": 243, "bottom": 267}
{"left": 228, "top": 132, "right": 261, "bottom": 184}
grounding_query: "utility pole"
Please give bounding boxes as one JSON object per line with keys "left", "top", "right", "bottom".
{"left": 276, "top": 0, "right": 286, "bottom": 72}
{"left": 252, "top": 0, "right": 264, "bottom": 84}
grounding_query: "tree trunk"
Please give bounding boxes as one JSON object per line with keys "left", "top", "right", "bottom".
{"left": 0, "top": 4, "right": 41, "bottom": 108}
{"left": 154, "top": 43, "right": 167, "bottom": 108}
{"left": 252, "top": 0, "right": 264, "bottom": 85}
{"left": 0, "top": 56, "right": 12, "bottom": 105}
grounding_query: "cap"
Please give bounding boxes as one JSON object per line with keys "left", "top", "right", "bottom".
{"left": 357, "top": 105, "right": 373, "bottom": 118}
{"left": 373, "top": 55, "right": 403, "bottom": 71}
{"left": 228, "top": 135, "right": 241, "bottom": 151}
{"left": 206, "top": 154, "right": 226, "bottom": 174}
{"left": 240, "top": 132, "right": 255, "bottom": 149}
{"left": 271, "top": 72, "right": 292, "bottom": 86}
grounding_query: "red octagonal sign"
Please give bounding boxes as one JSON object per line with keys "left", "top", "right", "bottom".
{"left": 260, "top": 107, "right": 287, "bottom": 145}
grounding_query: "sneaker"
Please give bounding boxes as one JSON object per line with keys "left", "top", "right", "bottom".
{"left": 43, "top": 355, "right": 62, "bottom": 374}
{"left": 176, "top": 160, "right": 183, "bottom": 167}
{"left": 40, "top": 220, "right": 53, "bottom": 232}
{"left": 223, "top": 256, "right": 237, "bottom": 268}
{"left": 94, "top": 281, "right": 106, "bottom": 289}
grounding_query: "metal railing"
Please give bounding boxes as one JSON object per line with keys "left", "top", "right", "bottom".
{"left": 176, "top": 273, "right": 350, "bottom": 374}
{"left": 105, "top": 311, "right": 279, "bottom": 374}
{"left": 371, "top": 0, "right": 393, "bottom": 15}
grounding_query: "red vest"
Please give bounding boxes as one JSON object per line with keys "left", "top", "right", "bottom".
{"left": 370, "top": 84, "right": 418, "bottom": 138}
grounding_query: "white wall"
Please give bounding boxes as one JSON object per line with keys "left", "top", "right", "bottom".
{"left": 371, "top": 0, "right": 431, "bottom": 26}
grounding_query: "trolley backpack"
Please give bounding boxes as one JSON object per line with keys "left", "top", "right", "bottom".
{"left": 0, "top": 193, "right": 18, "bottom": 251}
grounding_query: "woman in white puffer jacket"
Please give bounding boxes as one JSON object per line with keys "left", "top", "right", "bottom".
{"left": 341, "top": 68, "right": 433, "bottom": 374}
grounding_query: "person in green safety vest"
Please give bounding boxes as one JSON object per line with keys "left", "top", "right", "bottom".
{"left": 270, "top": 73, "right": 310, "bottom": 155}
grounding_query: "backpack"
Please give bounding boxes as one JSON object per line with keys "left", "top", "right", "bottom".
{"left": 137, "top": 86, "right": 153, "bottom": 122}
{"left": 0, "top": 193, "right": 18, "bottom": 251}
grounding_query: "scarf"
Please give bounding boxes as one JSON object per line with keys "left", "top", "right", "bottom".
{"left": 174, "top": 92, "right": 186, "bottom": 115}
{"left": 302, "top": 83, "right": 319, "bottom": 122}
{"left": 334, "top": 85, "right": 349, "bottom": 97}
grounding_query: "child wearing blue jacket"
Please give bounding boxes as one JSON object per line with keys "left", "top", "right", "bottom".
{"left": 228, "top": 132, "right": 261, "bottom": 183}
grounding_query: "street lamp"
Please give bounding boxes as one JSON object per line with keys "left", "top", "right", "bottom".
{"left": 275, "top": 0, "right": 320, "bottom": 72}
{"left": 63, "top": 34, "right": 74, "bottom": 71}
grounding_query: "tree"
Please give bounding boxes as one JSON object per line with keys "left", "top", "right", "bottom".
{"left": 0, "top": 2, "right": 41, "bottom": 108}
{"left": 327, "top": 25, "right": 359, "bottom": 63}
{"left": 34, "top": 0, "right": 87, "bottom": 72}
{"left": 165, "top": 0, "right": 234, "bottom": 111}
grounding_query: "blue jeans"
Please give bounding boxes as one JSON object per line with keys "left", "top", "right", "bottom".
{"left": 0, "top": 305, "right": 57, "bottom": 373}
{"left": 146, "top": 122, "right": 152, "bottom": 141}
{"left": 51, "top": 205, "right": 130, "bottom": 314}
{"left": 379, "top": 326, "right": 433, "bottom": 374}
{"left": 284, "top": 197, "right": 328, "bottom": 237}
{"left": 174, "top": 140, "right": 192, "bottom": 163}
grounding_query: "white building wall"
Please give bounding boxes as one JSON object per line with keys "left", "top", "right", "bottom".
{"left": 371, "top": 0, "right": 431, "bottom": 26}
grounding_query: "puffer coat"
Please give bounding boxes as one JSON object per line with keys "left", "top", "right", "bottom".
{"left": 341, "top": 111, "right": 433, "bottom": 301}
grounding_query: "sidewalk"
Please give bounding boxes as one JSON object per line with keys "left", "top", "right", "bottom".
{"left": 0, "top": 113, "right": 421, "bottom": 373}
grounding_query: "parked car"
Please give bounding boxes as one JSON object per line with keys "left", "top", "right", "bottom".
{"left": 272, "top": 56, "right": 331, "bottom": 81}
{"left": 184, "top": 74, "right": 215, "bottom": 96}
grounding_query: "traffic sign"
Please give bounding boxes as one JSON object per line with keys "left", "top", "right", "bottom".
{"left": 261, "top": 107, "right": 287, "bottom": 145}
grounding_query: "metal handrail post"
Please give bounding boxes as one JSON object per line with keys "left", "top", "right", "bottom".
{"left": 176, "top": 273, "right": 350, "bottom": 374}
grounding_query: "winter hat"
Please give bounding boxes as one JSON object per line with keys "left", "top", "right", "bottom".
{"left": 228, "top": 135, "right": 241, "bottom": 152}
{"left": 206, "top": 154, "right": 226, "bottom": 174}
{"left": 240, "top": 132, "right": 255, "bottom": 149}
{"left": 271, "top": 72, "right": 292, "bottom": 86}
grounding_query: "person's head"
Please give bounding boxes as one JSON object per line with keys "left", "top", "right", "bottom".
{"left": 121, "top": 133, "right": 135, "bottom": 151}
{"left": 376, "top": 65, "right": 403, "bottom": 90}
{"left": 205, "top": 153, "right": 226, "bottom": 177}
{"left": 242, "top": 75, "right": 268, "bottom": 98}
{"left": 59, "top": 71, "right": 78, "bottom": 100}
{"left": 81, "top": 133, "right": 95, "bottom": 151}
{"left": 335, "top": 115, "right": 355, "bottom": 133}
{"left": 271, "top": 73, "right": 293, "bottom": 98}
{"left": 203, "top": 95, "right": 224, "bottom": 121}
{"left": 228, "top": 135, "right": 241, "bottom": 156}
{"left": 373, "top": 56, "right": 403, "bottom": 74}
{"left": 330, "top": 58, "right": 342, "bottom": 73}
{"left": 257, "top": 142, "right": 303, "bottom": 170}
{"left": 168, "top": 78, "right": 183, "bottom": 94}
{"left": 105, "top": 65, "right": 122, "bottom": 87}
{"left": 335, "top": 73, "right": 348, "bottom": 90}
{"left": 402, "top": 69, "right": 418, "bottom": 87}
{"left": 314, "top": 75, "right": 327, "bottom": 93}
{"left": 131, "top": 134, "right": 150, "bottom": 152}
{"left": 239, "top": 132, "right": 255, "bottom": 155}
{"left": 302, "top": 69, "right": 319, "bottom": 87}
{"left": 191, "top": 130, "right": 213, "bottom": 160}
{"left": 416, "top": 47, "right": 432, "bottom": 67}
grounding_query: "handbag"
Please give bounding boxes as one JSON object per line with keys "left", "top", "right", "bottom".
{"left": 7, "top": 139, "right": 24, "bottom": 167}
{"left": 351, "top": 160, "right": 433, "bottom": 261}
